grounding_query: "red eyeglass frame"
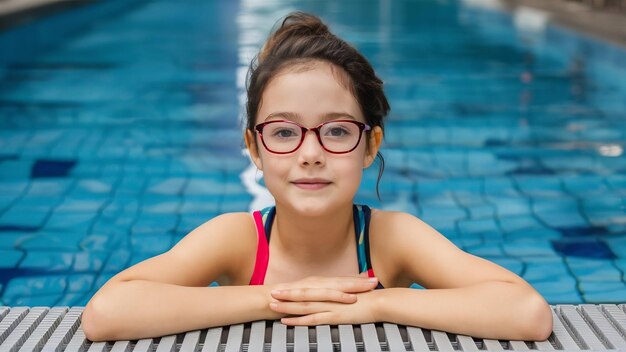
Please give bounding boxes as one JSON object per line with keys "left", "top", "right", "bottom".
{"left": 254, "top": 119, "right": 371, "bottom": 154}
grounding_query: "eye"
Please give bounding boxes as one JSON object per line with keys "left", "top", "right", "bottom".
{"left": 272, "top": 128, "right": 298, "bottom": 138}
{"left": 325, "top": 126, "right": 351, "bottom": 137}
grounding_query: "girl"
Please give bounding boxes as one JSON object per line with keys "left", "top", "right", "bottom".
{"left": 82, "top": 12, "right": 553, "bottom": 342}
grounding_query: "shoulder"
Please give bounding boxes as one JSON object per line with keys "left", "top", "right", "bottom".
{"left": 170, "top": 212, "right": 258, "bottom": 284}
{"left": 368, "top": 208, "right": 527, "bottom": 289}
{"left": 367, "top": 208, "right": 464, "bottom": 285}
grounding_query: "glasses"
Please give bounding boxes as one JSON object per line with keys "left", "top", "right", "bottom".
{"left": 254, "top": 119, "right": 371, "bottom": 154}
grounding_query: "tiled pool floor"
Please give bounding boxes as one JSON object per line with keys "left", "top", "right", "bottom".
{"left": 0, "top": 0, "right": 626, "bottom": 306}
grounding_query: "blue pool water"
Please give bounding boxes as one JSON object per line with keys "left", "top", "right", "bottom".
{"left": 1, "top": 0, "right": 626, "bottom": 306}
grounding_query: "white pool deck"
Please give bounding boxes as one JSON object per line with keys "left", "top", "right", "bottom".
{"left": 1, "top": 304, "right": 626, "bottom": 351}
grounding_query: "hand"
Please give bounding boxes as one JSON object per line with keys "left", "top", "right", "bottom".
{"left": 268, "top": 275, "right": 380, "bottom": 325}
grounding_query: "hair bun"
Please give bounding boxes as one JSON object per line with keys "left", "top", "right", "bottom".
{"left": 260, "top": 12, "right": 330, "bottom": 62}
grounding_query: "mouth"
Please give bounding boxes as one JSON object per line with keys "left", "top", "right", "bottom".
{"left": 291, "top": 179, "right": 332, "bottom": 190}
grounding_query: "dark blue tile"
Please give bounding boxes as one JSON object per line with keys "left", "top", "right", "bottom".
{"left": 556, "top": 226, "right": 610, "bottom": 238}
{"left": 31, "top": 159, "right": 76, "bottom": 178}
{"left": 551, "top": 239, "right": 615, "bottom": 259}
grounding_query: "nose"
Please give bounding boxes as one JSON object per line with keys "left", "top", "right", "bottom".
{"left": 297, "top": 130, "right": 325, "bottom": 165}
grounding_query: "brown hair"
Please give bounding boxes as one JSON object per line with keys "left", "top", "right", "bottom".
{"left": 245, "top": 11, "right": 390, "bottom": 199}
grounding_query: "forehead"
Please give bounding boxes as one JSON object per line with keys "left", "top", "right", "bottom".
{"left": 257, "top": 61, "right": 363, "bottom": 124}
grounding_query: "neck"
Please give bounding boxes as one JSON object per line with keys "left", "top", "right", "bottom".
{"left": 271, "top": 202, "right": 355, "bottom": 266}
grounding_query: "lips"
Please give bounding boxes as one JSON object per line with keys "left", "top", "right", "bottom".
{"left": 292, "top": 178, "right": 332, "bottom": 190}
{"left": 292, "top": 178, "right": 331, "bottom": 184}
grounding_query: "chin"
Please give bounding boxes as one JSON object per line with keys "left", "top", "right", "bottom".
{"left": 282, "top": 197, "right": 348, "bottom": 217}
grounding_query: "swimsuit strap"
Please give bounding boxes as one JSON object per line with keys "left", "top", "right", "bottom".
{"left": 354, "top": 205, "right": 382, "bottom": 286}
{"left": 249, "top": 206, "right": 275, "bottom": 285}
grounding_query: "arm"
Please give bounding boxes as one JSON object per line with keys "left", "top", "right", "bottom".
{"left": 83, "top": 281, "right": 281, "bottom": 341}
{"left": 373, "top": 280, "right": 552, "bottom": 341}
{"left": 81, "top": 212, "right": 279, "bottom": 341}
{"left": 374, "top": 212, "right": 552, "bottom": 341}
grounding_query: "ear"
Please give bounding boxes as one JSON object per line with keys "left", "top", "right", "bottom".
{"left": 363, "top": 126, "right": 383, "bottom": 168}
{"left": 244, "top": 129, "right": 263, "bottom": 171}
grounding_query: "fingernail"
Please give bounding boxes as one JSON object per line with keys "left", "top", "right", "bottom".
{"left": 271, "top": 289, "right": 282, "bottom": 295}
{"left": 270, "top": 302, "right": 278, "bottom": 309}
{"left": 343, "top": 293, "right": 356, "bottom": 299}
{"left": 368, "top": 277, "right": 378, "bottom": 283}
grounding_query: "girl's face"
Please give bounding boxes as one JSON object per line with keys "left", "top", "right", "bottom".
{"left": 246, "top": 61, "right": 381, "bottom": 216}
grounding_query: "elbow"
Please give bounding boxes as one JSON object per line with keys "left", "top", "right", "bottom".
{"left": 523, "top": 293, "right": 553, "bottom": 341}
{"left": 81, "top": 296, "right": 115, "bottom": 342}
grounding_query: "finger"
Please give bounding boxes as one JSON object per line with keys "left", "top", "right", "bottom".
{"left": 269, "top": 301, "right": 329, "bottom": 316}
{"left": 281, "top": 312, "right": 334, "bottom": 326}
{"left": 271, "top": 288, "right": 357, "bottom": 303}
{"left": 336, "top": 277, "right": 379, "bottom": 293}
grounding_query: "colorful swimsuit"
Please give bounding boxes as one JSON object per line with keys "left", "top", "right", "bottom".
{"left": 249, "top": 204, "right": 385, "bottom": 289}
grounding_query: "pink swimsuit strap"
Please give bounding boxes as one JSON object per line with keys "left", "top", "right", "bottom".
{"left": 249, "top": 210, "right": 269, "bottom": 285}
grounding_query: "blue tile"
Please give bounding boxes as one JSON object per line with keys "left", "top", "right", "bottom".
{"left": 73, "top": 179, "right": 114, "bottom": 195}
{"left": 31, "top": 159, "right": 77, "bottom": 178}
{"left": 503, "top": 239, "right": 557, "bottom": 257}
{"left": 43, "top": 212, "right": 98, "bottom": 232}
{"left": 567, "top": 257, "right": 621, "bottom": 281}
{"left": 467, "top": 204, "right": 496, "bottom": 219}
{"left": 145, "top": 177, "right": 187, "bottom": 195}
{"left": 94, "top": 273, "right": 116, "bottom": 289}
{"left": 55, "top": 197, "right": 108, "bottom": 213}
{"left": 602, "top": 241, "right": 626, "bottom": 260}
{"left": 3, "top": 275, "right": 67, "bottom": 299}
{"left": 0, "top": 181, "right": 28, "bottom": 197}
{"left": 468, "top": 151, "right": 517, "bottom": 176}
{"left": 141, "top": 195, "right": 181, "bottom": 214}
{"left": 81, "top": 232, "right": 126, "bottom": 252}
{"left": 583, "top": 289, "right": 626, "bottom": 304}
{"left": 464, "top": 243, "right": 503, "bottom": 256}
{"left": 487, "top": 195, "right": 530, "bottom": 216}
{"left": 4, "top": 294, "right": 62, "bottom": 306}
{"left": 457, "top": 218, "right": 499, "bottom": 235}
{"left": 0, "top": 232, "right": 31, "bottom": 248}
{"left": 523, "top": 258, "right": 572, "bottom": 281}
{"left": 380, "top": 194, "right": 419, "bottom": 214}
{"left": 514, "top": 176, "right": 565, "bottom": 197}
{"left": 579, "top": 281, "right": 626, "bottom": 293}
{"left": 529, "top": 277, "right": 578, "bottom": 298}
{"left": 13, "top": 195, "right": 62, "bottom": 211}
{"left": 506, "top": 228, "right": 562, "bottom": 242}
{"left": 74, "top": 251, "right": 106, "bottom": 271}
{"left": 180, "top": 198, "right": 220, "bottom": 214}
{"left": 130, "top": 233, "right": 172, "bottom": 254}
{"left": 553, "top": 239, "right": 615, "bottom": 259}
{"left": 19, "top": 252, "right": 74, "bottom": 271}
{"left": 0, "top": 160, "right": 34, "bottom": 180}
{"left": 68, "top": 274, "right": 95, "bottom": 292}
{"left": 483, "top": 257, "right": 524, "bottom": 275}
{"left": 0, "top": 249, "right": 23, "bottom": 268}
{"left": 483, "top": 177, "right": 519, "bottom": 196}
{"left": 498, "top": 215, "right": 545, "bottom": 233}
{"left": 562, "top": 175, "right": 608, "bottom": 196}
{"left": 555, "top": 226, "right": 611, "bottom": 238}
{"left": 18, "top": 232, "right": 84, "bottom": 250}
{"left": 0, "top": 207, "right": 49, "bottom": 230}
{"left": 25, "top": 179, "right": 74, "bottom": 197}
{"left": 183, "top": 175, "right": 226, "bottom": 196}
{"left": 132, "top": 213, "right": 177, "bottom": 234}
{"left": 102, "top": 249, "right": 131, "bottom": 272}
{"left": 56, "top": 293, "right": 87, "bottom": 306}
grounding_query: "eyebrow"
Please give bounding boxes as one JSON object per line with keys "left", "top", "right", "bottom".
{"left": 264, "top": 112, "right": 357, "bottom": 122}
